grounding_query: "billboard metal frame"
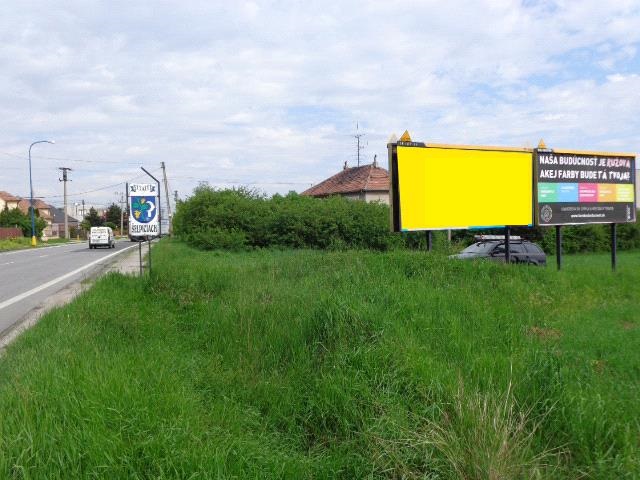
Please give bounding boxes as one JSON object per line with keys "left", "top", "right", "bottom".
{"left": 389, "top": 141, "right": 534, "bottom": 232}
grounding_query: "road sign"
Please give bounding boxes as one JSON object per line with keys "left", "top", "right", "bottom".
{"left": 128, "top": 183, "right": 160, "bottom": 237}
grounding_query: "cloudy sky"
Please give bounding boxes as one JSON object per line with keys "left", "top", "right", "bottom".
{"left": 1, "top": 0, "right": 639, "bottom": 211}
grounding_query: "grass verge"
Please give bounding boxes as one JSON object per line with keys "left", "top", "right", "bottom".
{"left": 0, "top": 237, "right": 75, "bottom": 252}
{"left": 0, "top": 241, "right": 638, "bottom": 478}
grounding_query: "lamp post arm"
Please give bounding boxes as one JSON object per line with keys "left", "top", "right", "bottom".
{"left": 28, "top": 140, "right": 55, "bottom": 246}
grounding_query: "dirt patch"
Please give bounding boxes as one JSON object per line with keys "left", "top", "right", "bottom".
{"left": 528, "top": 326, "right": 562, "bottom": 341}
{"left": 621, "top": 322, "right": 636, "bottom": 331}
{"left": 591, "top": 359, "right": 607, "bottom": 374}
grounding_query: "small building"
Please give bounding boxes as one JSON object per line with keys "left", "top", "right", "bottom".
{"left": 50, "top": 207, "right": 80, "bottom": 238}
{"left": 302, "top": 160, "right": 390, "bottom": 204}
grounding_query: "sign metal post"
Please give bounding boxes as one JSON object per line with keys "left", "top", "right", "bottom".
{"left": 555, "top": 225, "right": 562, "bottom": 270}
{"left": 505, "top": 227, "right": 511, "bottom": 264}
{"left": 611, "top": 223, "right": 617, "bottom": 272}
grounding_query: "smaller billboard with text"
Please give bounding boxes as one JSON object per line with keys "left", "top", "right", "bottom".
{"left": 535, "top": 149, "right": 636, "bottom": 225}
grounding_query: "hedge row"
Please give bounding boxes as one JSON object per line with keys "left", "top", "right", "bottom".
{"left": 172, "top": 186, "right": 405, "bottom": 251}
{"left": 173, "top": 186, "right": 640, "bottom": 253}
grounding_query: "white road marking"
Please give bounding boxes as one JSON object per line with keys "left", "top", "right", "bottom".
{"left": 0, "top": 262, "right": 15, "bottom": 266}
{"left": 0, "top": 244, "right": 138, "bottom": 312}
{"left": 38, "top": 255, "right": 49, "bottom": 258}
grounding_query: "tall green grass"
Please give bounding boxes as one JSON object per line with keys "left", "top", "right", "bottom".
{"left": 0, "top": 241, "right": 638, "bottom": 478}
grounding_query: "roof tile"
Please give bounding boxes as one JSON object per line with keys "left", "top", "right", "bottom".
{"left": 0, "top": 191, "right": 21, "bottom": 202}
{"left": 302, "top": 163, "right": 389, "bottom": 197}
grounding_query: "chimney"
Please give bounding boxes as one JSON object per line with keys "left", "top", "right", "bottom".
{"left": 373, "top": 154, "right": 378, "bottom": 168}
{"left": 343, "top": 161, "right": 348, "bottom": 170}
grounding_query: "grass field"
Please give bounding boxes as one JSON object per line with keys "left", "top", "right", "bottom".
{"left": 0, "top": 241, "right": 638, "bottom": 478}
{"left": 0, "top": 237, "right": 74, "bottom": 251}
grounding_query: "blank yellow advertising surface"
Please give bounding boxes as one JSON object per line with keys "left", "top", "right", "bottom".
{"left": 395, "top": 145, "right": 533, "bottom": 230}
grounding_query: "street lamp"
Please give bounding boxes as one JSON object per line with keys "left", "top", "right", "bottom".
{"left": 28, "top": 140, "right": 55, "bottom": 246}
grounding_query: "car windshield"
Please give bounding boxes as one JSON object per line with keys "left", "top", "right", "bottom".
{"left": 460, "top": 242, "right": 497, "bottom": 254}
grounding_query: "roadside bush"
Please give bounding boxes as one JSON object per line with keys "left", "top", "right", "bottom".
{"left": 0, "top": 206, "right": 46, "bottom": 238}
{"left": 173, "top": 186, "right": 401, "bottom": 251}
{"left": 183, "top": 227, "right": 248, "bottom": 251}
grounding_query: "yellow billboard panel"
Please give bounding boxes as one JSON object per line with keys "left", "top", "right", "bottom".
{"left": 392, "top": 145, "right": 533, "bottom": 230}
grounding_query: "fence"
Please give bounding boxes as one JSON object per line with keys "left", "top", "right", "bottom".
{"left": 0, "top": 227, "right": 23, "bottom": 240}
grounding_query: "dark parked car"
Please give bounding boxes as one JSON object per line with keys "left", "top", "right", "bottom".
{"left": 451, "top": 235, "right": 546, "bottom": 266}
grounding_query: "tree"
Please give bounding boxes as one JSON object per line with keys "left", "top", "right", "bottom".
{"left": 84, "top": 207, "right": 103, "bottom": 227}
{"left": 0, "top": 206, "right": 46, "bottom": 238}
{"left": 0, "top": 207, "right": 26, "bottom": 229}
{"left": 105, "top": 203, "right": 122, "bottom": 226}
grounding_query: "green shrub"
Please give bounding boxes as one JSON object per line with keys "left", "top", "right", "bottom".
{"left": 184, "top": 227, "right": 248, "bottom": 251}
{"left": 0, "top": 206, "right": 47, "bottom": 238}
{"left": 173, "top": 187, "right": 401, "bottom": 251}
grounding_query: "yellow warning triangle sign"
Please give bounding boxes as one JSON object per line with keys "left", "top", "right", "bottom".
{"left": 399, "top": 130, "right": 412, "bottom": 142}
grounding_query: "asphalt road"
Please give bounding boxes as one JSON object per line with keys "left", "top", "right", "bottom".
{"left": 0, "top": 240, "right": 138, "bottom": 336}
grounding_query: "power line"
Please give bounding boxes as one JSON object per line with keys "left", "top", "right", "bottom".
{"left": 0, "top": 151, "right": 145, "bottom": 165}
{"left": 15, "top": 169, "right": 161, "bottom": 200}
{"left": 171, "top": 174, "right": 312, "bottom": 184}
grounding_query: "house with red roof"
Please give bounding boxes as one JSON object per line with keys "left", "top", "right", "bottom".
{"left": 301, "top": 159, "right": 390, "bottom": 204}
{"left": 0, "top": 191, "right": 21, "bottom": 211}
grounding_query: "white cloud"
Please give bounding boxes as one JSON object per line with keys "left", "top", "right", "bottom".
{"left": 0, "top": 0, "right": 639, "bottom": 203}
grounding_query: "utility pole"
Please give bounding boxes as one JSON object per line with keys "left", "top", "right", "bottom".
{"left": 174, "top": 190, "right": 178, "bottom": 204}
{"left": 161, "top": 162, "right": 172, "bottom": 235}
{"left": 119, "top": 191, "right": 125, "bottom": 237}
{"left": 58, "top": 167, "right": 72, "bottom": 239}
{"left": 353, "top": 122, "right": 365, "bottom": 167}
{"left": 82, "top": 199, "right": 85, "bottom": 218}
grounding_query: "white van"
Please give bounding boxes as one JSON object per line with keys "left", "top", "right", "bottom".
{"left": 89, "top": 226, "right": 116, "bottom": 249}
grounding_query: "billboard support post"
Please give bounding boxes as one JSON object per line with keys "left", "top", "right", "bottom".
{"left": 138, "top": 241, "right": 143, "bottom": 276}
{"left": 148, "top": 239, "right": 152, "bottom": 274}
{"left": 426, "top": 231, "right": 432, "bottom": 251}
{"left": 555, "top": 226, "right": 562, "bottom": 270}
{"left": 611, "top": 223, "right": 617, "bottom": 272}
{"left": 505, "top": 227, "right": 511, "bottom": 264}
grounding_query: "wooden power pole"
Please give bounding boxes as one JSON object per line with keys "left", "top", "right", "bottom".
{"left": 160, "top": 162, "right": 172, "bottom": 234}
{"left": 58, "top": 167, "right": 72, "bottom": 239}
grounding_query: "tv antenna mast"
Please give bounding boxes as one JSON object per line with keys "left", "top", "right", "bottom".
{"left": 353, "top": 122, "right": 366, "bottom": 167}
